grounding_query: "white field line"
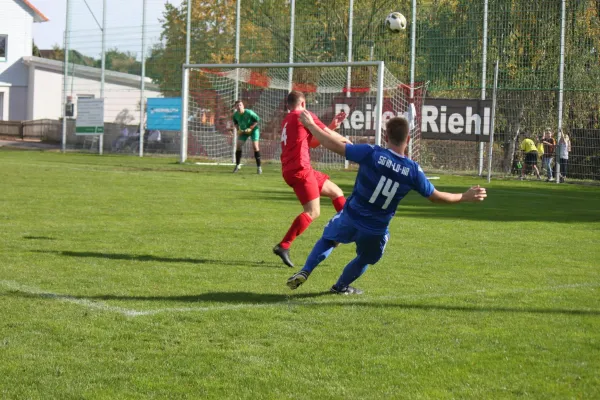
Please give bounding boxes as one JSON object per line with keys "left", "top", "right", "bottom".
{"left": 195, "top": 162, "right": 237, "bottom": 166}
{"left": 1, "top": 280, "right": 598, "bottom": 318}
{"left": 0, "top": 280, "right": 144, "bottom": 317}
{"left": 0, "top": 280, "right": 281, "bottom": 317}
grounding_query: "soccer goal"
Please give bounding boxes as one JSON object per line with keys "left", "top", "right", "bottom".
{"left": 180, "top": 61, "right": 427, "bottom": 167}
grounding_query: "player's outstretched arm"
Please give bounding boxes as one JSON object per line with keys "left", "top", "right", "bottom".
{"left": 428, "top": 185, "right": 487, "bottom": 204}
{"left": 300, "top": 110, "right": 346, "bottom": 156}
{"left": 325, "top": 111, "right": 352, "bottom": 144}
{"left": 328, "top": 111, "right": 346, "bottom": 130}
{"left": 324, "top": 127, "right": 352, "bottom": 144}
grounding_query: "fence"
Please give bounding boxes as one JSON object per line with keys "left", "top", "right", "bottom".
{"left": 0, "top": 120, "right": 63, "bottom": 141}
{"left": 55, "top": 0, "right": 599, "bottom": 181}
{"left": 0, "top": 121, "right": 23, "bottom": 138}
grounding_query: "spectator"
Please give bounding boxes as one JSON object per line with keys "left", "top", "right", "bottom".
{"left": 520, "top": 133, "right": 541, "bottom": 180}
{"left": 558, "top": 129, "right": 571, "bottom": 183}
{"left": 112, "top": 126, "right": 130, "bottom": 152}
{"left": 541, "top": 128, "right": 556, "bottom": 182}
{"left": 536, "top": 135, "right": 545, "bottom": 167}
{"left": 144, "top": 129, "right": 162, "bottom": 152}
{"left": 512, "top": 155, "right": 523, "bottom": 176}
{"left": 147, "top": 129, "right": 161, "bottom": 143}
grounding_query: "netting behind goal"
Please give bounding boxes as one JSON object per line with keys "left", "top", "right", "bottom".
{"left": 183, "top": 63, "right": 427, "bottom": 168}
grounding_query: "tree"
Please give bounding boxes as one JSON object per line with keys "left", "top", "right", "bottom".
{"left": 32, "top": 40, "right": 40, "bottom": 57}
{"left": 43, "top": 45, "right": 96, "bottom": 67}
{"left": 96, "top": 49, "right": 142, "bottom": 75}
{"left": 147, "top": 0, "right": 413, "bottom": 94}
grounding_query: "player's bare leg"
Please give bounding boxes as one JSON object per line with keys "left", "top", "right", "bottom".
{"left": 302, "top": 197, "right": 321, "bottom": 220}
{"left": 533, "top": 164, "right": 541, "bottom": 180}
{"left": 321, "top": 179, "right": 346, "bottom": 213}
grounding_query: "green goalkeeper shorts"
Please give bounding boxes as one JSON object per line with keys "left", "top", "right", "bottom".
{"left": 238, "top": 129, "right": 260, "bottom": 143}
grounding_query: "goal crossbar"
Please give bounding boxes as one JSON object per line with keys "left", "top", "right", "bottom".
{"left": 182, "top": 61, "right": 385, "bottom": 69}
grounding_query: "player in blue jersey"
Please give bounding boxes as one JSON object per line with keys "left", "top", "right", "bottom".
{"left": 286, "top": 113, "right": 487, "bottom": 294}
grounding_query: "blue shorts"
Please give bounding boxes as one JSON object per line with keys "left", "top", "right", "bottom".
{"left": 322, "top": 211, "right": 389, "bottom": 265}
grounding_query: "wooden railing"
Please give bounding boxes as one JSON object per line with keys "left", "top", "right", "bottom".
{"left": 0, "top": 119, "right": 63, "bottom": 141}
{"left": 0, "top": 121, "right": 24, "bottom": 138}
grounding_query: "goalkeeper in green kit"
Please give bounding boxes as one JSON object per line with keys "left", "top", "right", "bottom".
{"left": 232, "top": 100, "right": 262, "bottom": 174}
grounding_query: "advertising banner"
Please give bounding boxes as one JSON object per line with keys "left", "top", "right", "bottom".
{"left": 421, "top": 98, "right": 493, "bottom": 142}
{"left": 147, "top": 98, "right": 182, "bottom": 131}
{"left": 76, "top": 98, "right": 104, "bottom": 135}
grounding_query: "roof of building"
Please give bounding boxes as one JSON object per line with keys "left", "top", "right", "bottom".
{"left": 19, "top": 0, "right": 49, "bottom": 23}
{"left": 21, "top": 56, "right": 160, "bottom": 91}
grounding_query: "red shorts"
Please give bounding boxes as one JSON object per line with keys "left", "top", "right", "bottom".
{"left": 283, "top": 168, "right": 330, "bottom": 205}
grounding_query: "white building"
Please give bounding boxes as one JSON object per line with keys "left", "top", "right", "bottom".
{"left": 22, "top": 56, "right": 161, "bottom": 124}
{"left": 0, "top": 0, "right": 161, "bottom": 124}
{"left": 0, "top": 0, "right": 47, "bottom": 120}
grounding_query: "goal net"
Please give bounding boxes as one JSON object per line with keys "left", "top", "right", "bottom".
{"left": 181, "top": 62, "right": 427, "bottom": 168}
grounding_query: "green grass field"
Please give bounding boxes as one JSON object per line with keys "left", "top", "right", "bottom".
{"left": 1, "top": 149, "right": 599, "bottom": 399}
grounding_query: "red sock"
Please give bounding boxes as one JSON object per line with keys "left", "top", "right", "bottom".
{"left": 332, "top": 196, "right": 346, "bottom": 212}
{"left": 280, "top": 212, "right": 313, "bottom": 249}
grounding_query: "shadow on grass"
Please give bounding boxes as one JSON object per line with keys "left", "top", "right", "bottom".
{"left": 23, "top": 236, "right": 56, "bottom": 240}
{"left": 71, "top": 291, "right": 331, "bottom": 303}
{"left": 9, "top": 291, "right": 600, "bottom": 317}
{"left": 10, "top": 289, "right": 598, "bottom": 316}
{"left": 33, "top": 250, "right": 284, "bottom": 268}
{"left": 97, "top": 292, "right": 600, "bottom": 316}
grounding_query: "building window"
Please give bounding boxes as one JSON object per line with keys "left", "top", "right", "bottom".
{"left": 0, "top": 35, "right": 7, "bottom": 61}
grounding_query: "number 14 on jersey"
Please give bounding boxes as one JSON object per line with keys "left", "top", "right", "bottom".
{"left": 369, "top": 176, "right": 399, "bottom": 209}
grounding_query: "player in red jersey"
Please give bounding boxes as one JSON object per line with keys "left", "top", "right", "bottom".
{"left": 273, "top": 90, "right": 350, "bottom": 267}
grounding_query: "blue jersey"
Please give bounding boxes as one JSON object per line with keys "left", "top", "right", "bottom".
{"left": 343, "top": 144, "right": 435, "bottom": 235}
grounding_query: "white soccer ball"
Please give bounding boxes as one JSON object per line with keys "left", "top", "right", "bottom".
{"left": 385, "top": 12, "right": 407, "bottom": 32}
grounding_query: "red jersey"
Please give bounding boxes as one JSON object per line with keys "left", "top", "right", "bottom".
{"left": 280, "top": 110, "right": 326, "bottom": 174}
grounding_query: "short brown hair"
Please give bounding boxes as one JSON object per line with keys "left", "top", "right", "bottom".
{"left": 385, "top": 117, "right": 410, "bottom": 145}
{"left": 234, "top": 100, "right": 243, "bottom": 106}
{"left": 287, "top": 91, "right": 305, "bottom": 108}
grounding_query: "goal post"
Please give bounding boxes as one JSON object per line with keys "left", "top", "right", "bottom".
{"left": 180, "top": 61, "right": 425, "bottom": 167}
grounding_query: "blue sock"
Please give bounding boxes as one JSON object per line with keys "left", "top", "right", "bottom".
{"left": 334, "top": 256, "right": 369, "bottom": 288}
{"left": 301, "top": 238, "right": 335, "bottom": 274}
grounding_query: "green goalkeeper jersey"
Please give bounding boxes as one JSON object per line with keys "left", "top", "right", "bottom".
{"left": 232, "top": 109, "right": 260, "bottom": 134}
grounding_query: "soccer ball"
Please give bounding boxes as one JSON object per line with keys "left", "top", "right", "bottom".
{"left": 385, "top": 12, "right": 407, "bottom": 32}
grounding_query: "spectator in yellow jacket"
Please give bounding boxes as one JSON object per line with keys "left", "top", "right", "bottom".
{"left": 520, "top": 133, "right": 541, "bottom": 180}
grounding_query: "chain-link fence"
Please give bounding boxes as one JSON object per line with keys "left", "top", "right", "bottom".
{"left": 54, "top": 0, "right": 599, "bottom": 181}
